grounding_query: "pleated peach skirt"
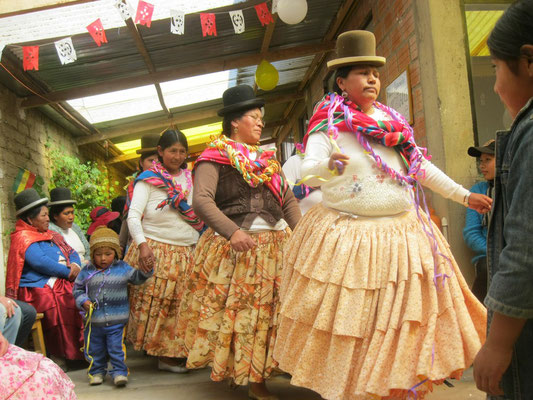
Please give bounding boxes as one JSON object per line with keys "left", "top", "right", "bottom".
{"left": 273, "top": 204, "right": 487, "bottom": 400}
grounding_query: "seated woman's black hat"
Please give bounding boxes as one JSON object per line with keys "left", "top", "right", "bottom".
{"left": 14, "top": 188, "right": 48, "bottom": 216}
{"left": 218, "top": 85, "right": 265, "bottom": 117}
{"left": 48, "top": 187, "right": 77, "bottom": 206}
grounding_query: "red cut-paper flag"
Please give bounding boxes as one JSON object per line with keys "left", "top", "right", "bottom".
{"left": 255, "top": 2, "right": 274, "bottom": 26}
{"left": 200, "top": 13, "right": 217, "bottom": 37}
{"left": 23, "top": 46, "right": 39, "bottom": 71}
{"left": 135, "top": 1, "right": 154, "bottom": 27}
{"left": 87, "top": 19, "right": 108, "bottom": 47}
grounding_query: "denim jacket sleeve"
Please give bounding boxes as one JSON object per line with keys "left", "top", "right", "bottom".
{"left": 486, "top": 109, "right": 533, "bottom": 319}
{"left": 463, "top": 181, "right": 488, "bottom": 256}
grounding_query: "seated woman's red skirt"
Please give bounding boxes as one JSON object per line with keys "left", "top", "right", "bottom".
{"left": 18, "top": 279, "right": 84, "bottom": 360}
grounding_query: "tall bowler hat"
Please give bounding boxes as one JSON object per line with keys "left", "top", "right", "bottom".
{"left": 217, "top": 85, "right": 265, "bottom": 116}
{"left": 136, "top": 134, "right": 160, "bottom": 154}
{"left": 327, "top": 30, "right": 386, "bottom": 71}
{"left": 48, "top": 187, "right": 77, "bottom": 206}
{"left": 14, "top": 188, "right": 49, "bottom": 217}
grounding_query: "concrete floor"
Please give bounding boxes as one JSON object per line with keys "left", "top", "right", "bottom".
{"left": 67, "top": 347, "right": 486, "bottom": 400}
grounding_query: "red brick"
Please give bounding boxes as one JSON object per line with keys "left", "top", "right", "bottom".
{"left": 409, "top": 35, "right": 418, "bottom": 61}
{"left": 413, "top": 114, "right": 426, "bottom": 141}
{"left": 391, "top": 27, "right": 402, "bottom": 50}
{"left": 384, "top": 11, "right": 395, "bottom": 28}
{"left": 401, "top": 9, "right": 415, "bottom": 41}
{"left": 397, "top": 42, "right": 410, "bottom": 71}
{"left": 413, "top": 87, "right": 423, "bottom": 114}
{"left": 376, "top": 0, "right": 390, "bottom": 19}
{"left": 409, "top": 60, "right": 420, "bottom": 86}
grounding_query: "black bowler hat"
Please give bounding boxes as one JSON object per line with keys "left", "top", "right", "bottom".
{"left": 217, "top": 85, "right": 265, "bottom": 117}
{"left": 468, "top": 139, "right": 495, "bottom": 157}
{"left": 14, "top": 188, "right": 48, "bottom": 217}
{"left": 48, "top": 187, "right": 77, "bottom": 206}
{"left": 136, "top": 133, "right": 160, "bottom": 154}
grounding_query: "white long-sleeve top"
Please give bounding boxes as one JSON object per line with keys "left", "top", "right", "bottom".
{"left": 283, "top": 154, "right": 323, "bottom": 215}
{"left": 302, "top": 113, "right": 468, "bottom": 217}
{"left": 127, "top": 173, "right": 199, "bottom": 246}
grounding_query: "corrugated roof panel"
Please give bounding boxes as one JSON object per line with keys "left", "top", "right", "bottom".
{"left": 466, "top": 10, "right": 504, "bottom": 57}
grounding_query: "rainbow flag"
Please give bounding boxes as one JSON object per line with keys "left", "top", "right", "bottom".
{"left": 12, "top": 168, "right": 36, "bottom": 194}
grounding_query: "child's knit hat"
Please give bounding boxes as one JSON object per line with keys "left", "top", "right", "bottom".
{"left": 89, "top": 226, "right": 122, "bottom": 259}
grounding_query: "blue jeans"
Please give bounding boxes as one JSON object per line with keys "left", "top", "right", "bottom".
{"left": 0, "top": 303, "right": 22, "bottom": 344}
{"left": 83, "top": 323, "right": 127, "bottom": 377}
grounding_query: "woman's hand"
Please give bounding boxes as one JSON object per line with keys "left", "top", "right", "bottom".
{"left": 82, "top": 300, "right": 92, "bottom": 312}
{"left": 0, "top": 331, "right": 8, "bottom": 357}
{"left": 0, "top": 296, "right": 18, "bottom": 318}
{"left": 230, "top": 230, "right": 256, "bottom": 252}
{"left": 468, "top": 193, "right": 492, "bottom": 214}
{"left": 328, "top": 152, "right": 350, "bottom": 175}
{"left": 138, "top": 242, "right": 155, "bottom": 272}
{"left": 67, "top": 263, "right": 81, "bottom": 281}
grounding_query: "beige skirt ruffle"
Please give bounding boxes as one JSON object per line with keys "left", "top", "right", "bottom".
{"left": 125, "top": 237, "right": 194, "bottom": 357}
{"left": 177, "top": 228, "right": 290, "bottom": 385}
{"left": 273, "top": 204, "right": 487, "bottom": 400}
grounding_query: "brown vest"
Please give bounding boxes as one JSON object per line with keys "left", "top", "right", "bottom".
{"left": 215, "top": 165, "right": 283, "bottom": 229}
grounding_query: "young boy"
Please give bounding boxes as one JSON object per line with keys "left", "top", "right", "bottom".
{"left": 73, "top": 226, "right": 153, "bottom": 386}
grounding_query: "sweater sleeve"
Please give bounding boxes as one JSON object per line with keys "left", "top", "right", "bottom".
{"left": 72, "top": 267, "right": 90, "bottom": 310}
{"left": 418, "top": 157, "right": 470, "bottom": 205}
{"left": 192, "top": 162, "right": 241, "bottom": 240}
{"left": 127, "top": 181, "right": 150, "bottom": 246}
{"left": 25, "top": 242, "right": 71, "bottom": 279}
{"left": 462, "top": 182, "right": 487, "bottom": 255}
{"left": 125, "top": 261, "right": 153, "bottom": 284}
{"left": 300, "top": 132, "right": 334, "bottom": 187}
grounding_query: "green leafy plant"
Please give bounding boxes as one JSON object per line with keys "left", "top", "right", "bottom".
{"left": 49, "top": 149, "right": 115, "bottom": 232}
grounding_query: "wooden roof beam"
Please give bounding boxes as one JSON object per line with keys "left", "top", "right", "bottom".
{"left": 22, "top": 42, "right": 334, "bottom": 109}
{"left": 77, "top": 92, "right": 302, "bottom": 145}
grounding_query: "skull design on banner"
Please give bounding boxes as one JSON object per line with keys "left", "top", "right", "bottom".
{"left": 54, "top": 37, "right": 77, "bottom": 65}
{"left": 229, "top": 10, "right": 245, "bottom": 34}
{"left": 170, "top": 10, "right": 185, "bottom": 35}
{"left": 114, "top": 0, "right": 134, "bottom": 21}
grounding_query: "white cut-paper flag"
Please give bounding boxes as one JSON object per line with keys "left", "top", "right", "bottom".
{"left": 229, "top": 10, "right": 245, "bottom": 34}
{"left": 0, "top": 44, "right": 5, "bottom": 60}
{"left": 272, "top": 0, "right": 279, "bottom": 14}
{"left": 114, "top": 0, "right": 134, "bottom": 20}
{"left": 55, "top": 37, "right": 77, "bottom": 65}
{"left": 170, "top": 10, "right": 185, "bottom": 35}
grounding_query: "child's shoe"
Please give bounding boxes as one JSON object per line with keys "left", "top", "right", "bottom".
{"left": 89, "top": 374, "right": 104, "bottom": 385}
{"left": 114, "top": 375, "right": 128, "bottom": 387}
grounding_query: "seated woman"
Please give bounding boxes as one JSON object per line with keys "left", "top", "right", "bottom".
{"left": 0, "top": 331, "right": 76, "bottom": 400}
{"left": 48, "top": 187, "right": 90, "bottom": 266}
{"left": 6, "top": 188, "right": 84, "bottom": 363}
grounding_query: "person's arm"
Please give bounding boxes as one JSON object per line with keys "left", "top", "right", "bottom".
{"left": 0, "top": 331, "right": 8, "bottom": 357}
{"left": 118, "top": 218, "right": 129, "bottom": 252}
{"left": 126, "top": 262, "right": 153, "bottom": 284}
{"left": 72, "top": 268, "right": 90, "bottom": 310}
{"left": 300, "top": 132, "right": 335, "bottom": 187}
{"left": 418, "top": 158, "right": 492, "bottom": 213}
{"left": 127, "top": 181, "right": 150, "bottom": 246}
{"left": 193, "top": 162, "right": 240, "bottom": 240}
{"left": 280, "top": 171, "right": 302, "bottom": 230}
{"left": 463, "top": 183, "right": 488, "bottom": 254}
{"left": 73, "top": 223, "right": 91, "bottom": 258}
{"left": 25, "top": 242, "right": 71, "bottom": 279}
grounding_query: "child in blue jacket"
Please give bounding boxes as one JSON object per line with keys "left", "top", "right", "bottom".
{"left": 73, "top": 226, "right": 153, "bottom": 386}
{"left": 463, "top": 139, "right": 495, "bottom": 302}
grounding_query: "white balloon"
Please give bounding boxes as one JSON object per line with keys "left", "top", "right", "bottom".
{"left": 277, "top": 0, "right": 308, "bottom": 25}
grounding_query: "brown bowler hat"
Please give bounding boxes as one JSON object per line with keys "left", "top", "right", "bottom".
{"left": 327, "top": 30, "right": 386, "bottom": 70}
{"left": 136, "top": 134, "right": 160, "bottom": 154}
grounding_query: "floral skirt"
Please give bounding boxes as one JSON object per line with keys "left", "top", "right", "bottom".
{"left": 273, "top": 204, "right": 487, "bottom": 400}
{"left": 125, "top": 237, "right": 194, "bottom": 357}
{"left": 177, "top": 228, "right": 290, "bottom": 385}
{"left": 0, "top": 345, "right": 76, "bottom": 400}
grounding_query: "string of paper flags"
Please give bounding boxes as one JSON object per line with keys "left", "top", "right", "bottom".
{"left": 3, "top": 0, "right": 308, "bottom": 73}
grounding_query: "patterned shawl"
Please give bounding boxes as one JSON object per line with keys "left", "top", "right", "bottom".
{"left": 135, "top": 161, "right": 205, "bottom": 233}
{"left": 195, "top": 135, "right": 288, "bottom": 206}
{"left": 6, "top": 219, "right": 75, "bottom": 298}
{"left": 305, "top": 93, "right": 429, "bottom": 186}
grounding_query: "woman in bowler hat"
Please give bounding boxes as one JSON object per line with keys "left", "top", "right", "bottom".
{"left": 273, "top": 30, "right": 490, "bottom": 399}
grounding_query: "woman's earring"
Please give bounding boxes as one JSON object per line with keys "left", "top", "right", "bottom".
{"left": 342, "top": 90, "right": 348, "bottom": 99}
{"left": 233, "top": 126, "right": 239, "bottom": 135}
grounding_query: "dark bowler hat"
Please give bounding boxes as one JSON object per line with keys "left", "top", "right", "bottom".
{"left": 327, "top": 30, "right": 386, "bottom": 71}
{"left": 48, "top": 187, "right": 77, "bottom": 206}
{"left": 14, "top": 188, "right": 48, "bottom": 217}
{"left": 218, "top": 85, "right": 265, "bottom": 116}
{"left": 136, "top": 133, "right": 160, "bottom": 154}
{"left": 468, "top": 139, "right": 495, "bottom": 157}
